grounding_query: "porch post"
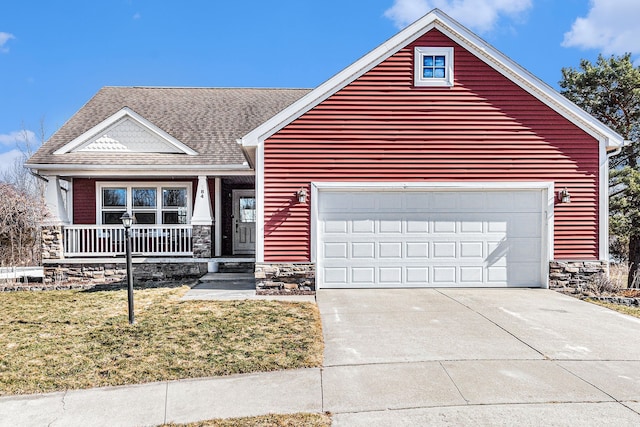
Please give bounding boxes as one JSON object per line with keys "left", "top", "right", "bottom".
{"left": 43, "top": 175, "right": 69, "bottom": 225}
{"left": 214, "top": 177, "right": 222, "bottom": 257}
{"left": 191, "top": 176, "right": 213, "bottom": 260}
{"left": 191, "top": 176, "right": 213, "bottom": 225}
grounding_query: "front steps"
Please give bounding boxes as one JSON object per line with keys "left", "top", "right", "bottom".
{"left": 197, "top": 272, "right": 255, "bottom": 290}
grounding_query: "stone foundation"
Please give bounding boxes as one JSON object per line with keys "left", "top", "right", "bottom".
{"left": 549, "top": 260, "right": 609, "bottom": 293}
{"left": 255, "top": 263, "right": 315, "bottom": 295}
{"left": 43, "top": 260, "right": 207, "bottom": 285}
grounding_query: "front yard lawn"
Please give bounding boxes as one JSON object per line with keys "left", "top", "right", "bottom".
{"left": 0, "top": 286, "right": 323, "bottom": 395}
{"left": 588, "top": 299, "right": 640, "bottom": 319}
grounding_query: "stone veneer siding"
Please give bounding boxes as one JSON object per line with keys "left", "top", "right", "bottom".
{"left": 192, "top": 225, "right": 212, "bottom": 258}
{"left": 43, "top": 261, "right": 207, "bottom": 284}
{"left": 42, "top": 226, "right": 64, "bottom": 260}
{"left": 549, "top": 260, "right": 609, "bottom": 293}
{"left": 255, "top": 263, "right": 315, "bottom": 295}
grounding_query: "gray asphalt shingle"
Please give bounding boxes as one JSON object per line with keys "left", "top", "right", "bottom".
{"left": 28, "top": 87, "right": 310, "bottom": 167}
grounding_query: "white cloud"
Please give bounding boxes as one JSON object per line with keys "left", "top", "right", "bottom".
{"left": 0, "top": 130, "right": 36, "bottom": 147}
{"left": 563, "top": 0, "right": 640, "bottom": 55}
{"left": 0, "top": 149, "right": 24, "bottom": 175}
{"left": 384, "top": 0, "right": 532, "bottom": 32}
{"left": 0, "top": 32, "right": 15, "bottom": 53}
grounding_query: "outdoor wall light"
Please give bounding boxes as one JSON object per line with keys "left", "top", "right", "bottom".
{"left": 297, "top": 187, "right": 308, "bottom": 203}
{"left": 559, "top": 187, "right": 571, "bottom": 204}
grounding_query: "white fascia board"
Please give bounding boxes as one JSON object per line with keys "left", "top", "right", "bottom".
{"left": 241, "top": 8, "right": 623, "bottom": 150}
{"left": 53, "top": 107, "right": 198, "bottom": 155}
{"left": 25, "top": 164, "right": 254, "bottom": 177}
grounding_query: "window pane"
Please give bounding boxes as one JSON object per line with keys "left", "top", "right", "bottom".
{"left": 163, "top": 188, "right": 187, "bottom": 207}
{"left": 163, "top": 208, "right": 187, "bottom": 225}
{"left": 435, "top": 68, "right": 446, "bottom": 78}
{"left": 423, "top": 68, "right": 434, "bottom": 78}
{"left": 133, "top": 188, "right": 156, "bottom": 207}
{"left": 434, "top": 55, "right": 446, "bottom": 66}
{"left": 103, "top": 188, "right": 126, "bottom": 207}
{"left": 423, "top": 56, "right": 434, "bottom": 67}
{"left": 239, "top": 197, "right": 256, "bottom": 223}
{"left": 133, "top": 212, "right": 156, "bottom": 224}
{"left": 103, "top": 211, "right": 126, "bottom": 224}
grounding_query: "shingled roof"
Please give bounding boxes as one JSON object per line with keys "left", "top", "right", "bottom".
{"left": 27, "top": 87, "right": 311, "bottom": 169}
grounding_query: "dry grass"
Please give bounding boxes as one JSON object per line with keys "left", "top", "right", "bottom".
{"left": 588, "top": 299, "right": 640, "bottom": 319}
{"left": 0, "top": 286, "right": 323, "bottom": 396}
{"left": 162, "top": 412, "right": 332, "bottom": 427}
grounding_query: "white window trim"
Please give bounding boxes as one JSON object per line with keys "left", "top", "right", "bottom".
{"left": 414, "top": 47, "right": 454, "bottom": 87}
{"left": 96, "top": 181, "right": 193, "bottom": 225}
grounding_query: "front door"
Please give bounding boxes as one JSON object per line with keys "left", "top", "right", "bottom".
{"left": 232, "top": 190, "right": 256, "bottom": 255}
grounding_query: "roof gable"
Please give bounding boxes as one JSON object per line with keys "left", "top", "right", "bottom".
{"left": 241, "top": 8, "right": 624, "bottom": 150}
{"left": 54, "top": 107, "right": 198, "bottom": 155}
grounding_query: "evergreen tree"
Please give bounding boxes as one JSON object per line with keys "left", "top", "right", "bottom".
{"left": 560, "top": 54, "right": 640, "bottom": 287}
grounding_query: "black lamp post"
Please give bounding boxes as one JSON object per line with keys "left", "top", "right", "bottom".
{"left": 120, "top": 212, "right": 135, "bottom": 324}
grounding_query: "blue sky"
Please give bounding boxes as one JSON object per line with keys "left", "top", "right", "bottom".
{"left": 1, "top": 0, "right": 639, "bottom": 174}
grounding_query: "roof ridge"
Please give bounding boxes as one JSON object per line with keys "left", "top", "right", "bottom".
{"left": 101, "top": 85, "right": 313, "bottom": 91}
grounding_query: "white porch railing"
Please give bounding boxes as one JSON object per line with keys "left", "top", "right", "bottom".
{"left": 63, "top": 225, "right": 193, "bottom": 257}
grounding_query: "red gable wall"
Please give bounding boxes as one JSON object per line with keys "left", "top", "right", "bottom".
{"left": 263, "top": 29, "right": 599, "bottom": 262}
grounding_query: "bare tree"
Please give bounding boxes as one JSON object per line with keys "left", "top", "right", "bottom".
{"left": 0, "top": 183, "right": 46, "bottom": 266}
{"left": 1, "top": 120, "right": 46, "bottom": 198}
{"left": 0, "top": 120, "right": 47, "bottom": 266}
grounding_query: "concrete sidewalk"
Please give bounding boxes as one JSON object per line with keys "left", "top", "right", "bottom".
{"left": 2, "top": 289, "right": 640, "bottom": 426}
{"left": 0, "top": 369, "right": 322, "bottom": 427}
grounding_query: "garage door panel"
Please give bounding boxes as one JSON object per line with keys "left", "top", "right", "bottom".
{"left": 352, "top": 242, "right": 375, "bottom": 258}
{"left": 433, "top": 241, "right": 456, "bottom": 258}
{"left": 352, "top": 267, "right": 375, "bottom": 284}
{"left": 324, "top": 242, "right": 347, "bottom": 258}
{"left": 433, "top": 266, "right": 457, "bottom": 284}
{"left": 407, "top": 267, "right": 429, "bottom": 284}
{"left": 317, "top": 189, "right": 546, "bottom": 288}
{"left": 379, "top": 242, "right": 402, "bottom": 258}
{"left": 460, "top": 241, "right": 484, "bottom": 258}
{"left": 380, "top": 219, "right": 402, "bottom": 233}
{"left": 406, "top": 242, "right": 429, "bottom": 258}
{"left": 406, "top": 220, "right": 429, "bottom": 233}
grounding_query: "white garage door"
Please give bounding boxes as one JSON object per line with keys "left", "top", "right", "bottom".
{"left": 317, "top": 188, "right": 547, "bottom": 288}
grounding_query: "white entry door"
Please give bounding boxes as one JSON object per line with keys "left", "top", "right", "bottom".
{"left": 316, "top": 187, "right": 548, "bottom": 288}
{"left": 232, "top": 190, "right": 256, "bottom": 255}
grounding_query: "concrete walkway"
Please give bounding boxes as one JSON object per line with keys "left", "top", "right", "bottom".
{"left": 180, "top": 273, "right": 316, "bottom": 302}
{"left": 2, "top": 289, "right": 640, "bottom": 426}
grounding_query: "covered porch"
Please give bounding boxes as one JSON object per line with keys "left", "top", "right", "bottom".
{"left": 41, "top": 174, "right": 256, "bottom": 282}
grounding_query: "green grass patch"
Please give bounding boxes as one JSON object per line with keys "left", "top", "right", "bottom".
{"left": 0, "top": 286, "right": 323, "bottom": 395}
{"left": 588, "top": 299, "right": 640, "bottom": 319}
{"left": 162, "top": 412, "right": 331, "bottom": 427}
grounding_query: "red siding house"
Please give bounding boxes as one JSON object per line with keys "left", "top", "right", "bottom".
{"left": 28, "top": 10, "right": 623, "bottom": 290}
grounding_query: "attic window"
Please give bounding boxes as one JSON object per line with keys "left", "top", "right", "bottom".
{"left": 414, "top": 47, "right": 454, "bottom": 87}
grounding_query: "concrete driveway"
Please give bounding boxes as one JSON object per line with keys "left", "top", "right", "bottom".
{"left": 317, "top": 288, "right": 640, "bottom": 426}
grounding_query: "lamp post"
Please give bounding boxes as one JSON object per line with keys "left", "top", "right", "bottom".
{"left": 120, "top": 212, "right": 135, "bottom": 324}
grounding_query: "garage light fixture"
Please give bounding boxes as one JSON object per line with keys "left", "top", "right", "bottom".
{"left": 296, "top": 187, "right": 308, "bottom": 203}
{"left": 559, "top": 187, "right": 571, "bottom": 204}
